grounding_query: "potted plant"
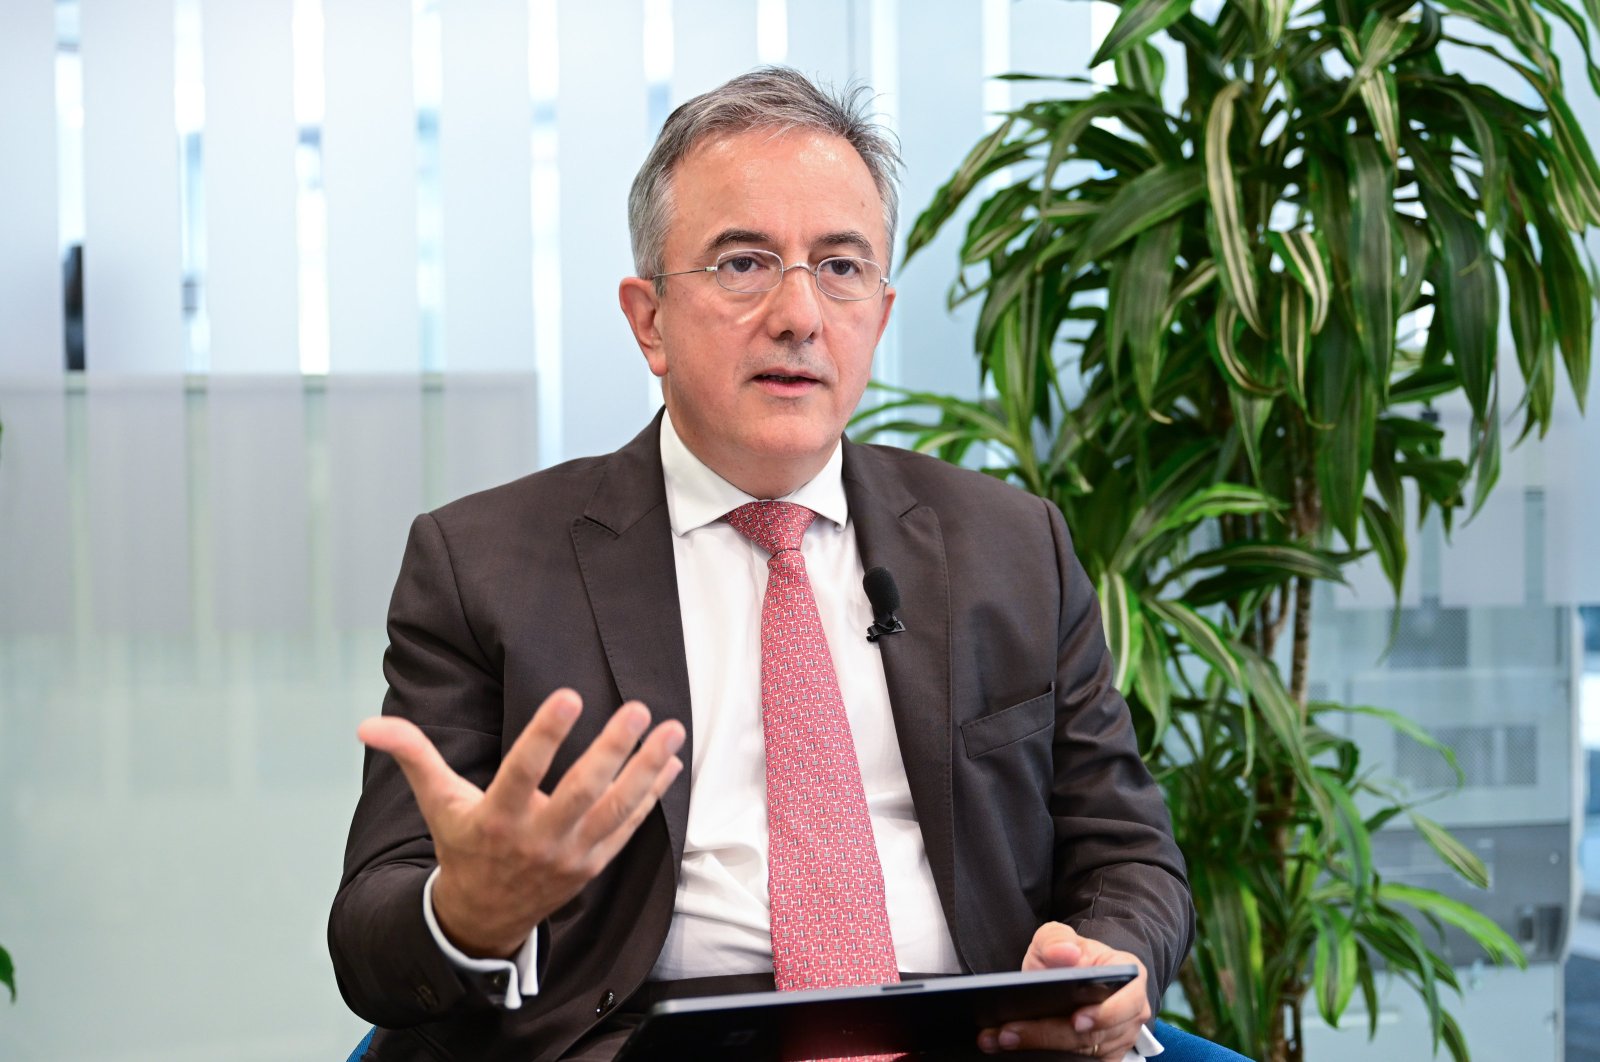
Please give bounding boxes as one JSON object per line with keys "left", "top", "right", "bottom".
{"left": 860, "top": 0, "right": 1594, "bottom": 1056}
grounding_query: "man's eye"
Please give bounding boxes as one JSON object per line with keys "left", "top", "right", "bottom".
{"left": 724, "top": 255, "right": 762, "bottom": 273}
{"left": 824, "top": 258, "right": 862, "bottom": 277}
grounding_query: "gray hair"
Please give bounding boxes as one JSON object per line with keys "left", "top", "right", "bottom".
{"left": 628, "top": 66, "right": 902, "bottom": 289}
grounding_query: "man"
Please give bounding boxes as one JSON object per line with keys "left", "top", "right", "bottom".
{"left": 330, "top": 67, "right": 1192, "bottom": 1061}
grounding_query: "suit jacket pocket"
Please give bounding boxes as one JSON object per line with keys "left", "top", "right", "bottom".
{"left": 960, "top": 687, "right": 1055, "bottom": 758}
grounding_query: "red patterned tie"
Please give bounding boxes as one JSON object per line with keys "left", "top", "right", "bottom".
{"left": 724, "top": 501, "right": 901, "bottom": 1000}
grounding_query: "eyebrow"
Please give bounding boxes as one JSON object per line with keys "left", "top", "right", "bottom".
{"left": 701, "top": 228, "right": 879, "bottom": 260}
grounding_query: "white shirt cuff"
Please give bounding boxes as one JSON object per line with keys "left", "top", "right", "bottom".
{"left": 421, "top": 866, "right": 539, "bottom": 1008}
{"left": 1128, "top": 1022, "right": 1164, "bottom": 1058}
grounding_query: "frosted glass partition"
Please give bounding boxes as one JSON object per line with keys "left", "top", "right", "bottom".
{"left": 0, "top": 3, "right": 63, "bottom": 375}
{"left": 891, "top": 0, "right": 986, "bottom": 399}
{"left": 79, "top": 0, "right": 185, "bottom": 375}
{"left": 670, "top": 0, "right": 760, "bottom": 105}
{"left": 555, "top": 0, "right": 652, "bottom": 461}
{"left": 785, "top": 0, "right": 863, "bottom": 89}
{"left": 439, "top": 0, "right": 536, "bottom": 373}
{"left": 322, "top": 0, "right": 421, "bottom": 374}
{"left": 201, "top": 0, "right": 301, "bottom": 374}
{"left": 0, "top": 379, "right": 72, "bottom": 634}
{"left": 0, "top": 374, "right": 535, "bottom": 1061}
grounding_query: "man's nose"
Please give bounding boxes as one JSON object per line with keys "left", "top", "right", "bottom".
{"left": 763, "top": 263, "right": 825, "bottom": 341}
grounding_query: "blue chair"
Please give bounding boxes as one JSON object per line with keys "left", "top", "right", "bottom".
{"left": 1152, "top": 1019, "right": 1255, "bottom": 1060}
{"left": 346, "top": 1020, "right": 1247, "bottom": 1060}
{"left": 345, "top": 1027, "right": 374, "bottom": 1062}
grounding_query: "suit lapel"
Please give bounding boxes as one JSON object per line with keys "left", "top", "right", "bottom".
{"left": 570, "top": 414, "right": 695, "bottom": 868}
{"left": 842, "top": 441, "right": 960, "bottom": 951}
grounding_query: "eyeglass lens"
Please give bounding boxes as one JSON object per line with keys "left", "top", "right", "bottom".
{"left": 715, "top": 249, "right": 881, "bottom": 300}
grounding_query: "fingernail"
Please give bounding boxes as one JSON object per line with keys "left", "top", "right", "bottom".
{"left": 664, "top": 726, "right": 685, "bottom": 754}
{"left": 626, "top": 710, "right": 648, "bottom": 737}
{"left": 1074, "top": 1015, "right": 1094, "bottom": 1032}
{"left": 977, "top": 1032, "right": 999, "bottom": 1054}
{"left": 998, "top": 1030, "right": 1021, "bottom": 1049}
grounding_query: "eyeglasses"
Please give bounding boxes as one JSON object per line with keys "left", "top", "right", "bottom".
{"left": 653, "top": 248, "right": 888, "bottom": 302}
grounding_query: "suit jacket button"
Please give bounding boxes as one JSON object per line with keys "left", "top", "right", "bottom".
{"left": 596, "top": 989, "right": 616, "bottom": 1015}
{"left": 414, "top": 983, "right": 438, "bottom": 1009}
{"left": 488, "top": 971, "right": 509, "bottom": 991}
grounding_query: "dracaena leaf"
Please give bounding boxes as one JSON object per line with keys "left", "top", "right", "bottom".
{"left": 1205, "top": 82, "right": 1265, "bottom": 335}
{"left": 1092, "top": 0, "right": 1196, "bottom": 68}
{"left": 1347, "top": 137, "right": 1397, "bottom": 396}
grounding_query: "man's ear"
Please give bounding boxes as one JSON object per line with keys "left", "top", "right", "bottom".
{"left": 874, "top": 284, "right": 897, "bottom": 348}
{"left": 619, "top": 277, "right": 668, "bottom": 378}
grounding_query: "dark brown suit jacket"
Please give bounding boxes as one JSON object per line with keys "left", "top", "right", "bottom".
{"left": 329, "top": 415, "right": 1192, "bottom": 1061}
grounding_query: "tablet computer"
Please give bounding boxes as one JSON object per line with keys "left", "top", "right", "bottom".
{"left": 613, "top": 964, "right": 1138, "bottom": 1061}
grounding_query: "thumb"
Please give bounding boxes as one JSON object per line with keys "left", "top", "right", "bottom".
{"left": 358, "top": 716, "right": 480, "bottom": 823}
{"left": 1024, "top": 922, "right": 1085, "bottom": 970}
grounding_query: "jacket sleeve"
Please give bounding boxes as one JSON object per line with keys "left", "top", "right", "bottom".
{"left": 328, "top": 512, "right": 529, "bottom": 1027}
{"left": 1044, "top": 499, "right": 1194, "bottom": 1015}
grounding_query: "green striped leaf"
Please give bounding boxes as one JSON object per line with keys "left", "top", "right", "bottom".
{"left": 1420, "top": 182, "right": 1499, "bottom": 422}
{"left": 1394, "top": 216, "right": 1432, "bottom": 317}
{"left": 1264, "top": 0, "right": 1293, "bottom": 45}
{"left": 1332, "top": 702, "right": 1463, "bottom": 784}
{"left": 1313, "top": 315, "right": 1375, "bottom": 546}
{"left": 1443, "top": 86, "right": 1507, "bottom": 228}
{"left": 1360, "top": 497, "right": 1408, "bottom": 603}
{"left": 1269, "top": 230, "right": 1331, "bottom": 333}
{"left": 1313, "top": 906, "right": 1360, "bottom": 1024}
{"left": 906, "top": 116, "right": 1038, "bottom": 261}
{"left": 1210, "top": 300, "right": 1278, "bottom": 395}
{"left": 1314, "top": 767, "right": 1374, "bottom": 908}
{"left": 1097, "top": 570, "right": 1143, "bottom": 692}
{"left": 1070, "top": 163, "right": 1204, "bottom": 276}
{"left": 1155, "top": 483, "right": 1287, "bottom": 534}
{"left": 1168, "top": 258, "right": 1218, "bottom": 310}
{"left": 1503, "top": 230, "right": 1557, "bottom": 436}
{"left": 1205, "top": 82, "right": 1265, "bottom": 335}
{"left": 1409, "top": 811, "right": 1491, "bottom": 889}
{"left": 1148, "top": 598, "right": 1244, "bottom": 688}
{"left": 1279, "top": 281, "right": 1312, "bottom": 411}
{"left": 1536, "top": 216, "right": 1594, "bottom": 412}
{"left": 1232, "top": 387, "right": 1274, "bottom": 481}
{"left": 1359, "top": 70, "right": 1402, "bottom": 164}
{"left": 1122, "top": 219, "right": 1183, "bottom": 410}
{"left": 1092, "top": 0, "right": 1197, "bottom": 67}
{"left": 1134, "top": 615, "right": 1172, "bottom": 743}
{"left": 1115, "top": 40, "right": 1168, "bottom": 100}
{"left": 1347, "top": 137, "right": 1397, "bottom": 393}
{"left": 1238, "top": 647, "right": 1314, "bottom": 778}
{"left": 1178, "top": 542, "right": 1347, "bottom": 582}
{"left": 1380, "top": 882, "right": 1526, "bottom": 966}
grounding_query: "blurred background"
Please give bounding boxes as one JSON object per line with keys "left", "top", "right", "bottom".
{"left": 0, "top": 0, "right": 1596, "bottom": 1058}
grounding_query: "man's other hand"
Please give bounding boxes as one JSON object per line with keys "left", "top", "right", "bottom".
{"left": 976, "top": 921, "right": 1150, "bottom": 1059}
{"left": 357, "top": 688, "right": 686, "bottom": 959}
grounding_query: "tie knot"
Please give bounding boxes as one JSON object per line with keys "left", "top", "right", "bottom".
{"left": 724, "top": 500, "right": 816, "bottom": 556}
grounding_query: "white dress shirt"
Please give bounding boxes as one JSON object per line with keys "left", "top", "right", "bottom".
{"left": 421, "top": 411, "right": 1159, "bottom": 1058}
{"left": 649, "top": 408, "right": 961, "bottom": 980}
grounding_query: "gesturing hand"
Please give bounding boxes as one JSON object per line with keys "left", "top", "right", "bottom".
{"left": 977, "top": 922, "right": 1150, "bottom": 1059}
{"left": 358, "top": 688, "right": 686, "bottom": 959}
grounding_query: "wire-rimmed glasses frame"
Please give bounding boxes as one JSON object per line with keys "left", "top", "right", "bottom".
{"left": 652, "top": 248, "right": 889, "bottom": 302}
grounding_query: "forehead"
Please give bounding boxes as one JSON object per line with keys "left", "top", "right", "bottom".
{"left": 665, "top": 128, "right": 885, "bottom": 255}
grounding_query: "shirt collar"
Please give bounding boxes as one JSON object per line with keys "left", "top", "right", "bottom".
{"left": 659, "top": 407, "right": 849, "bottom": 537}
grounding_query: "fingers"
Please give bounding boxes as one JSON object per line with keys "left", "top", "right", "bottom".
{"left": 574, "top": 718, "right": 686, "bottom": 846}
{"left": 1077, "top": 976, "right": 1150, "bottom": 1033}
{"left": 977, "top": 1016, "right": 1137, "bottom": 1058}
{"left": 542, "top": 701, "right": 674, "bottom": 830}
{"left": 483, "top": 688, "right": 584, "bottom": 814}
{"left": 358, "top": 715, "right": 480, "bottom": 822}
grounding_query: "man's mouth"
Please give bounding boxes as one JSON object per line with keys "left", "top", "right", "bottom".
{"left": 756, "top": 373, "right": 818, "bottom": 384}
